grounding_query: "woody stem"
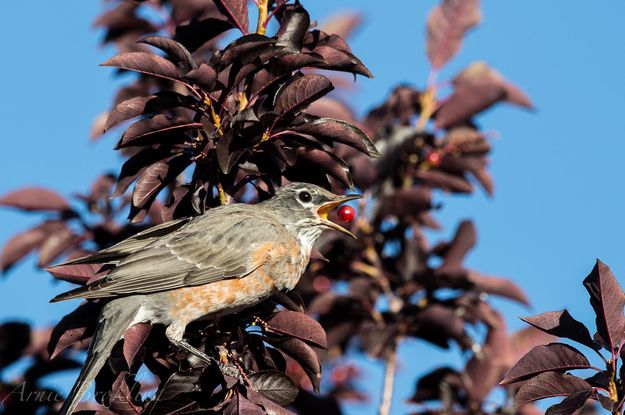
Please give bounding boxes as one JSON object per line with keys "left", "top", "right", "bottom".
{"left": 379, "top": 341, "right": 398, "bottom": 415}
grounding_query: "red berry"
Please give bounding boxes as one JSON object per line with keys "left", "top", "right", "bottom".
{"left": 426, "top": 151, "right": 441, "bottom": 166}
{"left": 337, "top": 205, "right": 356, "bottom": 223}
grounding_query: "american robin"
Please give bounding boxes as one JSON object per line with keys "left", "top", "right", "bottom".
{"left": 49, "top": 182, "right": 360, "bottom": 415}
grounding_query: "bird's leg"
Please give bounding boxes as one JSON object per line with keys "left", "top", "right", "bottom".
{"left": 166, "top": 322, "right": 244, "bottom": 381}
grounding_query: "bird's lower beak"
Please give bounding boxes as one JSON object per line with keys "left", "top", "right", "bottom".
{"left": 315, "top": 194, "right": 362, "bottom": 238}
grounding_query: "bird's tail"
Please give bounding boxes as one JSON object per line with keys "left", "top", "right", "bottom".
{"left": 57, "top": 297, "right": 142, "bottom": 415}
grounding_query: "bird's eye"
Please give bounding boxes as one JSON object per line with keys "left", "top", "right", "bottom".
{"left": 298, "top": 191, "right": 312, "bottom": 203}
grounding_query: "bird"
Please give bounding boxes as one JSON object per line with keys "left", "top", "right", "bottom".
{"left": 49, "top": 182, "right": 361, "bottom": 415}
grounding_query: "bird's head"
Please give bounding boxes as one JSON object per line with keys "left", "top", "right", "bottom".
{"left": 264, "top": 182, "right": 362, "bottom": 240}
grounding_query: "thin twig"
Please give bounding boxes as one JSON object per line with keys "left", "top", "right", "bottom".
{"left": 379, "top": 342, "right": 398, "bottom": 415}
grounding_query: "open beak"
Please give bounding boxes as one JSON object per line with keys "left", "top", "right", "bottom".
{"left": 315, "top": 194, "right": 363, "bottom": 238}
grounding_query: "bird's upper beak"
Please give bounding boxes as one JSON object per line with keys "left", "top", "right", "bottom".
{"left": 315, "top": 194, "right": 363, "bottom": 238}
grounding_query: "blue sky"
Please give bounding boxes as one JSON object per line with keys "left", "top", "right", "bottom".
{"left": 1, "top": 1, "right": 625, "bottom": 414}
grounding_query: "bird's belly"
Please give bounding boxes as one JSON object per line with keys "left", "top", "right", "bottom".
{"left": 166, "top": 271, "right": 276, "bottom": 322}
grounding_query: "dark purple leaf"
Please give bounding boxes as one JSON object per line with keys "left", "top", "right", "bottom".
{"left": 101, "top": 52, "right": 181, "bottom": 82}
{"left": 292, "top": 148, "right": 353, "bottom": 188}
{"left": 583, "top": 259, "right": 625, "bottom": 351}
{"left": 217, "top": 34, "right": 278, "bottom": 69}
{"left": 311, "top": 46, "right": 373, "bottom": 78}
{"left": 409, "top": 367, "right": 462, "bottom": 403}
{"left": 266, "top": 337, "right": 322, "bottom": 392}
{"left": 266, "top": 310, "right": 327, "bottom": 349}
{"left": 501, "top": 343, "right": 592, "bottom": 385}
{"left": 225, "top": 391, "right": 265, "bottom": 415}
{"left": 0, "top": 322, "right": 31, "bottom": 368}
{"left": 46, "top": 263, "right": 105, "bottom": 284}
{"left": 247, "top": 389, "right": 296, "bottom": 415}
{"left": 122, "top": 322, "right": 151, "bottom": 368}
{"left": 464, "top": 313, "right": 507, "bottom": 401}
{"left": 114, "top": 147, "right": 172, "bottom": 197}
{"left": 24, "top": 357, "right": 81, "bottom": 382}
{"left": 215, "top": 0, "right": 249, "bottom": 34}
{"left": 48, "top": 302, "right": 101, "bottom": 359}
{"left": 248, "top": 370, "right": 298, "bottom": 406}
{"left": 292, "top": 118, "right": 379, "bottom": 157}
{"left": 117, "top": 115, "right": 202, "bottom": 148}
{"left": 106, "top": 372, "right": 142, "bottom": 415}
{"left": 175, "top": 18, "right": 234, "bottom": 53}
{"left": 545, "top": 389, "right": 592, "bottom": 415}
{"left": 520, "top": 310, "right": 599, "bottom": 351}
{"left": 514, "top": 372, "right": 592, "bottom": 409}
{"left": 132, "top": 156, "right": 191, "bottom": 210}
{"left": 1, "top": 221, "right": 65, "bottom": 272}
{"left": 276, "top": 3, "right": 310, "bottom": 53}
{"left": 37, "top": 229, "right": 83, "bottom": 267}
{"left": 105, "top": 96, "right": 152, "bottom": 132}
{"left": 441, "top": 220, "right": 475, "bottom": 268}
{"left": 468, "top": 272, "right": 530, "bottom": 305}
{"left": 426, "top": 0, "right": 481, "bottom": 68}
{"left": 415, "top": 169, "right": 473, "bottom": 193}
{"left": 139, "top": 36, "right": 197, "bottom": 73}
{"left": 0, "top": 187, "right": 70, "bottom": 212}
{"left": 275, "top": 74, "right": 334, "bottom": 115}
{"left": 185, "top": 63, "right": 217, "bottom": 91}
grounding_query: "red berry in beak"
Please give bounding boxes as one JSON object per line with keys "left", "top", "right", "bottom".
{"left": 337, "top": 205, "right": 355, "bottom": 223}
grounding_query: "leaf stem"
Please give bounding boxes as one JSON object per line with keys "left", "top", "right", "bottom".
{"left": 256, "top": 0, "right": 269, "bottom": 35}
{"left": 379, "top": 341, "right": 398, "bottom": 415}
{"left": 416, "top": 68, "right": 440, "bottom": 131}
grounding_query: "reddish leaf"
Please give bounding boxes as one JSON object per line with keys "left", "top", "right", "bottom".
{"left": 468, "top": 272, "right": 530, "bottom": 305}
{"left": 248, "top": 370, "right": 298, "bottom": 406}
{"left": 545, "top": 389, "right": 592, "bottom": 415}
{"left": 0, "top": 187, "right": 70, "bottom": 212}
{"left": 520, "top": 310, "right": 598, "bottom": 351}
{"left": 101, "top": 52, "right": 181, "bottom": 81}
{"left": 415, "top": 169, "right": 473, "bottom": 193}
{"left": 436, "top": 62, "right": 531, "bottom": 128}
{"left": 139, "top": 36, "right": 197, "bottom": 74}
{"left": 502, "top": 343, "right": 592, "bottom": 385}
{"left": 266, "top": 310, "right": 327, "bottom": 349}
{"left": 215, "top": 0, "right": 249, "bottom": 34}
{"left": 292, "top": 118, "right": 380, "bottom": 157}
{"left": 583, "top": 259, "right": 625, "bottom": 351}
{"left": 320, "top": 12, "right": 363, "bottom": 40}
{"left": 117, "top": 115, "right": 202, "bottom": 148}
{"left": 132, "top": 156, "right": 191, "bottom": 209}
{"left": 506, "top": 326, "right": 558, "bottom": 370}
{"left": 514, "top": 372, "right": 592, "bottom": 409}
{"left": 426, "top": 0, "right": 481, "bottom": 68}
{"left": 441, "top": 220, "right": 476, "bottom": 268}
{"left": 277, "top": 3, "right": 310, "bottom": 54}
{"left": 46, "top": 263, "right": 106, "bottom": 284}
{"left": 37, "top": 229, "right": 83, "bottom": 267}
{"left": 266, "top": 337, "right": 322, "bottom": 392}
{"left": 48, "top": 302, "right": 101, "bottom": 359}
{"left": 275, "top": 74, "right": 334, "bottom": 115}
{"left": 105, "top": 96, "right": 152, "bottom": 131}
{"left": 464, "top": 313, "right": 507, "bottom": 401}
{"left": 0, "top": 322, "right": 31, "bottom": 368}
{"left": 185, "top": 63, "right": 217, "bottom": 91}
{"left": 293, "top": 148, "right": 353, "bottom": 188}
{"left": 225, "top": 391, "right": 265, "bottom": 415}
{"left": 114, "top": 147, "right": 171, "bottom": 197}
{"left": 123, "top": 322, "right": 152, "bottom": 368}
{"left": 106, "top": 372, "right": 142, "bottom": 415}
{"left": 1, "top": 221, "right": 65, "bottom": 271}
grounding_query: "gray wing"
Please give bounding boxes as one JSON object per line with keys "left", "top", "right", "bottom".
{"left": 53, "top": 217, "right": 192, "bottom": 266}
{"left": 52, "top": 206, "right": 287, "bottom": 301}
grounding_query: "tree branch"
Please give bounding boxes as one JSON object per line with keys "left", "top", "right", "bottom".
{"left": 379, "top": 341, "right": 398, "bottom": 415}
